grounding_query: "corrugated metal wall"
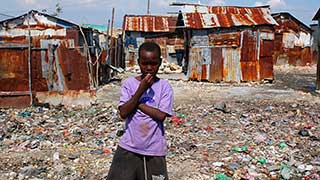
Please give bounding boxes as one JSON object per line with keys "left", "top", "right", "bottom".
{"left": 187, "top": 28, "right": 275, "bottom": 82}
{"left": 273, "top": 14, "right": 314, "bottom": 66}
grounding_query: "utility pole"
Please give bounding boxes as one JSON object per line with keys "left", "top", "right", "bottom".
{"left": 27, "top": 16, "right": 33, "bottom": 106}
{"left": 147, "top": 0, "right": 150, "bottom": 14}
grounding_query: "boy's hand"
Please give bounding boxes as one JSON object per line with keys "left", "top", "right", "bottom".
{"left": 140, "top": 73, "right": 154, "bottom": 90}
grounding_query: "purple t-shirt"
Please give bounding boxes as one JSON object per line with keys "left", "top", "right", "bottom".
{"left": 118, "top": 77, "right": 174, "bottom": 156}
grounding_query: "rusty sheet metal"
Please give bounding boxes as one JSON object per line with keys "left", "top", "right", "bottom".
{"left": 240, "top": 30, "right": 258, "bottom": 81}
{"left": 167, "top": 37, "right": 184, "bottom": 49}
{"left": 201, "top": 48, "right": 211, "bottom": 80}
{"left": 287, "top": 47, "right": 313, "bottom": 66}
{"left": 223, "top": 47, "right": 242, "bottom": 82}
{"left": 145, "top": 37, "right": 168, "bottom": 59}
{"left": 272, "top": 13, "right": 312, "bottom": 35}
{"left": 56, "top": 41, "right": 90, "bottom": 90}
{"left": 183, "top": 6, "right": 277, "bottom": 29}
{"left": 274, "top": 33, "right": 313, "bottom": 66}
{"left": 0, "top": 95, "right": 30, "bottom": 108}
{"left": 209, "top": 47, "right": 223, "bottom": 82}
{"left": 0, "top": 11, "right": 68, "bottom": 37}
{"left": 188, "top": 48, "right": 202, "bottom": 81}
{"left": 123, "top": 15, "right": 177, "bottom": 32}
{"left": 0, "top": 39, "right": 91, "bottom": 92}
{"left": 0, "top": 49, "right": 29, "bottom": 91}
{"left": 191, "top": 30, "right": 208, "bottom": 46}
{"left": 209, "top": 32, "right": 240, "bottom": 47}
{"left": 36, "top": 90, "right": 96, "bottom": 107}
{"left": 282, "top": 32, "right": 311, "bottom": 48}
{"left": 259, "top": 40, "right": 274, "bottom": 80}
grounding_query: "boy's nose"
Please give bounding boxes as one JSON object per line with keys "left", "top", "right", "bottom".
{"left": 146, "top": 65, "right": 153, "bottom": 70}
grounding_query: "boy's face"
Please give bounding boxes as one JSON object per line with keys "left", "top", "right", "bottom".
{"left": 138, "top": 49, "right": 161, "bottom": 78}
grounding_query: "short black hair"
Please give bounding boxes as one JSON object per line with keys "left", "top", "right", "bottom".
{"left": 138, "top": 42, "right": 161, "bottom": 59}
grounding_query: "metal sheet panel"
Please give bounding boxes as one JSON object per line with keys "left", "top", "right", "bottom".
{"left": 123, "top": 15, "right": 177, "bottom": 32}
{"left": 240, "top": 30, "right": 258, "bottom": 81}
{"left": 209, "top": 32, "right": 240, "bottom": 47}
{"left": 288, "top": 47, "right": 313, "bottom": 66}
{"left": 201, "top": 48, "right": 211, "bottom": 80}
{"left": 0, "top": 49, "right": 29, "bottom": 91}
{"left": 0, "top": 95, "right": 30, "bottom": 108}
{"left": 183, "top": 6, "right": 277, "bottom": 29}
{"left": 259, "top": 40, "right": 274, "bottom": 80}
{"left": 209, "top": 47, "right": 223, "bottom": 82}
{"left": 191, "top": 30, "right": 209, "bottom": 46}
{"left": 223, "top": 47, "right": 242, "bottom": 82}
{"left": 188, "top": 48, "right": 202, "bottom": 81}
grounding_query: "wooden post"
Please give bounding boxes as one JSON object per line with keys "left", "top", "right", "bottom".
{"left": 317, "top": 45, "right": 320, "bottom": 90}
{"left": 27, "top": 16, "right": 34, "bottom": 105}
{"left": 317, "top": 23, "right": 320, "bottom": 90}
{"left": 147, "top": 0, "right": 150, "bottom": 14}
{"left": 110, "top": 8, "right": 115, "bottom": 39}
{"left": 110, "top": 8, "right": 115, "bottom": 69}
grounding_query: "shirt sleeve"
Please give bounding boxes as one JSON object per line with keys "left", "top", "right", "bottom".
{"left": 119, "top": 79, "right": 131, "bottom": 108}
{"left": 158, "top": 81, "right": 174, "bottom": 117}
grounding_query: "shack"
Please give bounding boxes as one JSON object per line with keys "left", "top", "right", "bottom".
{"left": 122, "top": 14, "right": 184, "bottom": 68}
{"left": 174, "top": 4, "right": 277, "bottom": 82}
{"left": 0, "top": 10, "right": 108, "bottom": 107}
{"left": 313, "top": 8, "right": 320, "bottom": 90}
{"left": 272, "top": 12, "right": 313, "bottom": 66}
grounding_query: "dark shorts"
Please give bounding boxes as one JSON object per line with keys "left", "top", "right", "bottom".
{"left": 107, "top": 146, "right": 169, "bottom": 180}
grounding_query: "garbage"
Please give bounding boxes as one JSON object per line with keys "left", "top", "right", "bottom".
{"left": 17, "top": 111, "right": 31, "bottom": 117}
{"left": 231, "top": 145, "right": 248, "bottom": 153}
{"left": 279, "top": 142, "right": 288, "bottom": 149}
{"left": 298, "top": 129, "right": 310, "bottom": 137}
{"left": 280, "top": 165, "right": 292, "bottom": 180}
{"left": 215, "top": 173, "right": 233, "bottom": 180}
{"left": 0, "top": 66, "right": 320, "bottom": 179}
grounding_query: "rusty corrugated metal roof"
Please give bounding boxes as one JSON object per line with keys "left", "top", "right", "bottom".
{"left": 182, "top": 6, "right": 277, "bottom": 29}
{"left": 123, "top": 15, "right": 178, "bottom": 32}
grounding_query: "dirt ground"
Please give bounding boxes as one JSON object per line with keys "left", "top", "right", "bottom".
{"left": 0, "top": 65, "right": 319, "bottom": 180}
{"left": 98, "top": 65, "right": 319, "bottom": 105}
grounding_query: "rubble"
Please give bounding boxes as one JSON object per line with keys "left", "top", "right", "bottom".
{"left": 0, "top": 65, "right": 319, "bottom": 180}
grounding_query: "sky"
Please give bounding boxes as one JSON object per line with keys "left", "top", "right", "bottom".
{"left": 0, "top": 0, "right": 319, "bottom": 28}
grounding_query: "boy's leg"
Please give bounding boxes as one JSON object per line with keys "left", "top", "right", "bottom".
{"left": 107, "top": 146, "right": 142, "bottom": 180}
{"left": 145, "top": 156, "right": 168, "bottom": 180}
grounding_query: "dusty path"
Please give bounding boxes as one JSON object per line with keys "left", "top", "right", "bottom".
{"left": 97, "top": 65, "right": 320, "bottom": 106}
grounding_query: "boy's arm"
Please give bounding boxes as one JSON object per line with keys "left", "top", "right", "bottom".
{"left": 137, "top": 103, "right": 167, "bottom": 122}
{"left": 138, "top": 82, "right": 173, "bottom": 122}
{"left": 119, "top": 74, "right": 154, "bottom": 119}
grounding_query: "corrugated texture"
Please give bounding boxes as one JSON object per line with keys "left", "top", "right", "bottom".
{"left": 191, "top": 30, "right": 209, "bottom": 46}
{"left": 209, "top": 47, "right": 223, "bottom": 82}
{"left": 259, "top": 40, "right": 274, "bottom": 79}
{"left": 188, "top": 48, "right": 202, "bottom": 81}
{"left": 209, "top": 32, "right": 240, "bottom": 47}
{"left": 183, "top": 6, "right": 277, "bottom": 29}
{"left": 123, "top": 15, "right": 177, "bottom": 32}
{"left": 187, "top": 28, "right": 275, "bottom": 82}
{"left": 240, "top": 30, "right": 258, "bottom": 81}
{"left": 223, "top": 48, "right": 242, "bottom": 82}
{"left": 0, "top": 95, "right": 31, "bottom": 108}
{"left": 0, "top": 11, "right": 98, "bottom": 93}
{"left": 273, "top": 13, "right": 314, "bottom": 66}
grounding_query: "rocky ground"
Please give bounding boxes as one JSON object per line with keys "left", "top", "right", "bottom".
{"left": 0, "top": 65, "right": 319, "bottom": 180}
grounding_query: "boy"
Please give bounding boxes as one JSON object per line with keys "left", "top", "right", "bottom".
{"left": 107, "top": 42, "right": 174, "bottom": 180}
